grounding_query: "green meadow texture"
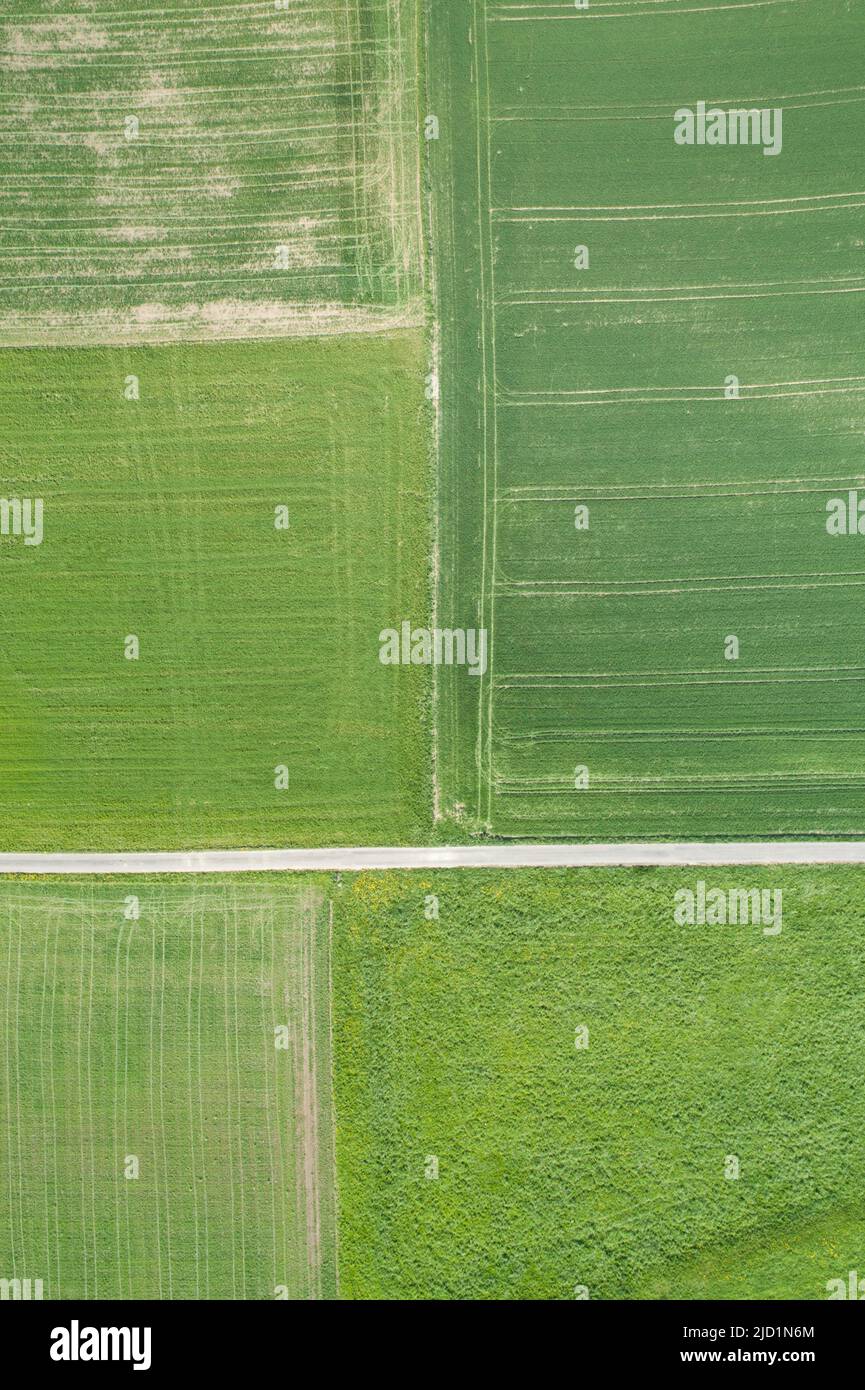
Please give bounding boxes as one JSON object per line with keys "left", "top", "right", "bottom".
{"left": 0, "top": 334, "right": 430, "bottom": 849}
{"left": 429, "top": 0, "right": 865, "bottom": 839}
{"left": 0, "top": 876, "right": 335, "bottom": 1300}
{"left": 333, "top": 867, "right": 865, "bottom": 1299}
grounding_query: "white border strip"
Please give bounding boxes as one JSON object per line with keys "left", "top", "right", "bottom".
{"left": 2, "top": 843, "right": 865, "bottom": 873}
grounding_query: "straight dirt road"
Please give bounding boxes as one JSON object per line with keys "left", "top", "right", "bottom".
{"left": 3, "top": 844, "right": 865, "bottom": 873}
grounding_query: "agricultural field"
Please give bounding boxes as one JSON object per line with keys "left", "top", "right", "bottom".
{"left": 0, "top": 0, "right": 422, "bottom": 346}
{"left": 0, "top": 332, "right": 430, "bottom": 850}
{"left": 3, "top": 0, "right": 864, "bottom": 1318}
{"left": 0, "top": 1, "right": 433, "bottom": 851}
{"left": 428, "top": 0, "right": 865, "bottom": 839}
{"left": 2, "top": 864, "right": 862, "bottom": 1303}
{"left": 332, "top": 866, "right": 865, "bottom": 1300}
{"left": 0, "top": 874, "right": 336, "bottom": 1300}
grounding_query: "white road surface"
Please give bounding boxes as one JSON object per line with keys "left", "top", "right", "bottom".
{"left": 2, "top": 843, "right": 865, "bottom": 873}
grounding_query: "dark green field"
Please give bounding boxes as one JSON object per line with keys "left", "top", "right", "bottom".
{"left": 429, "top": 0, "right": 865, "bottom": 839}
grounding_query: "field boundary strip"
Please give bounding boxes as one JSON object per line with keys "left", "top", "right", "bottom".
{"left": 5, "top": 844, "right": 865, "bottom": 871}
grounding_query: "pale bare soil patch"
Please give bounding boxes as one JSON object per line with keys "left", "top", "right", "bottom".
{"left": 0, "top": 298, "right": 423, "bottom": 348}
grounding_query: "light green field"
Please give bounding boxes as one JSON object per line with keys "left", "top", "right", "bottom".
{"left": 0, "top": 332, "right": 430, "bottom": 849}
{"left": 0, "top": 875, "right": 335, "bottom": 1300}
{"left": 429, "top": 0, "right": 865, "bottom": 838}
{"left": 0, "top": 0, "right": 422, "bottom": 345}
{"left": 333, "top": 866, "right": 865, "bottom": 1299}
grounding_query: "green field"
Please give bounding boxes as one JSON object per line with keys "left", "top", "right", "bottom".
{"left": 0, "top": 875, "right": 335, "bottom": 1300}
{"left": 2, "top": 0, "right": 864, "bottom": 1313}
{"left": 429, "top": 0, "right": 865, "bottom": 839}
{"left": 0, "top": 0, "right": 422, "bottom": 345}
{"left": 0, "top": 332, "right": 430, "bottom": 849}
{"left": 333, "top": 866, "right": 865, "bottom": 1299}
{"left": 3, "top": 865, "right": 863, "bottom": 1302}
{"left": 0, "top": 0, "right": 433, "bottom": 851}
